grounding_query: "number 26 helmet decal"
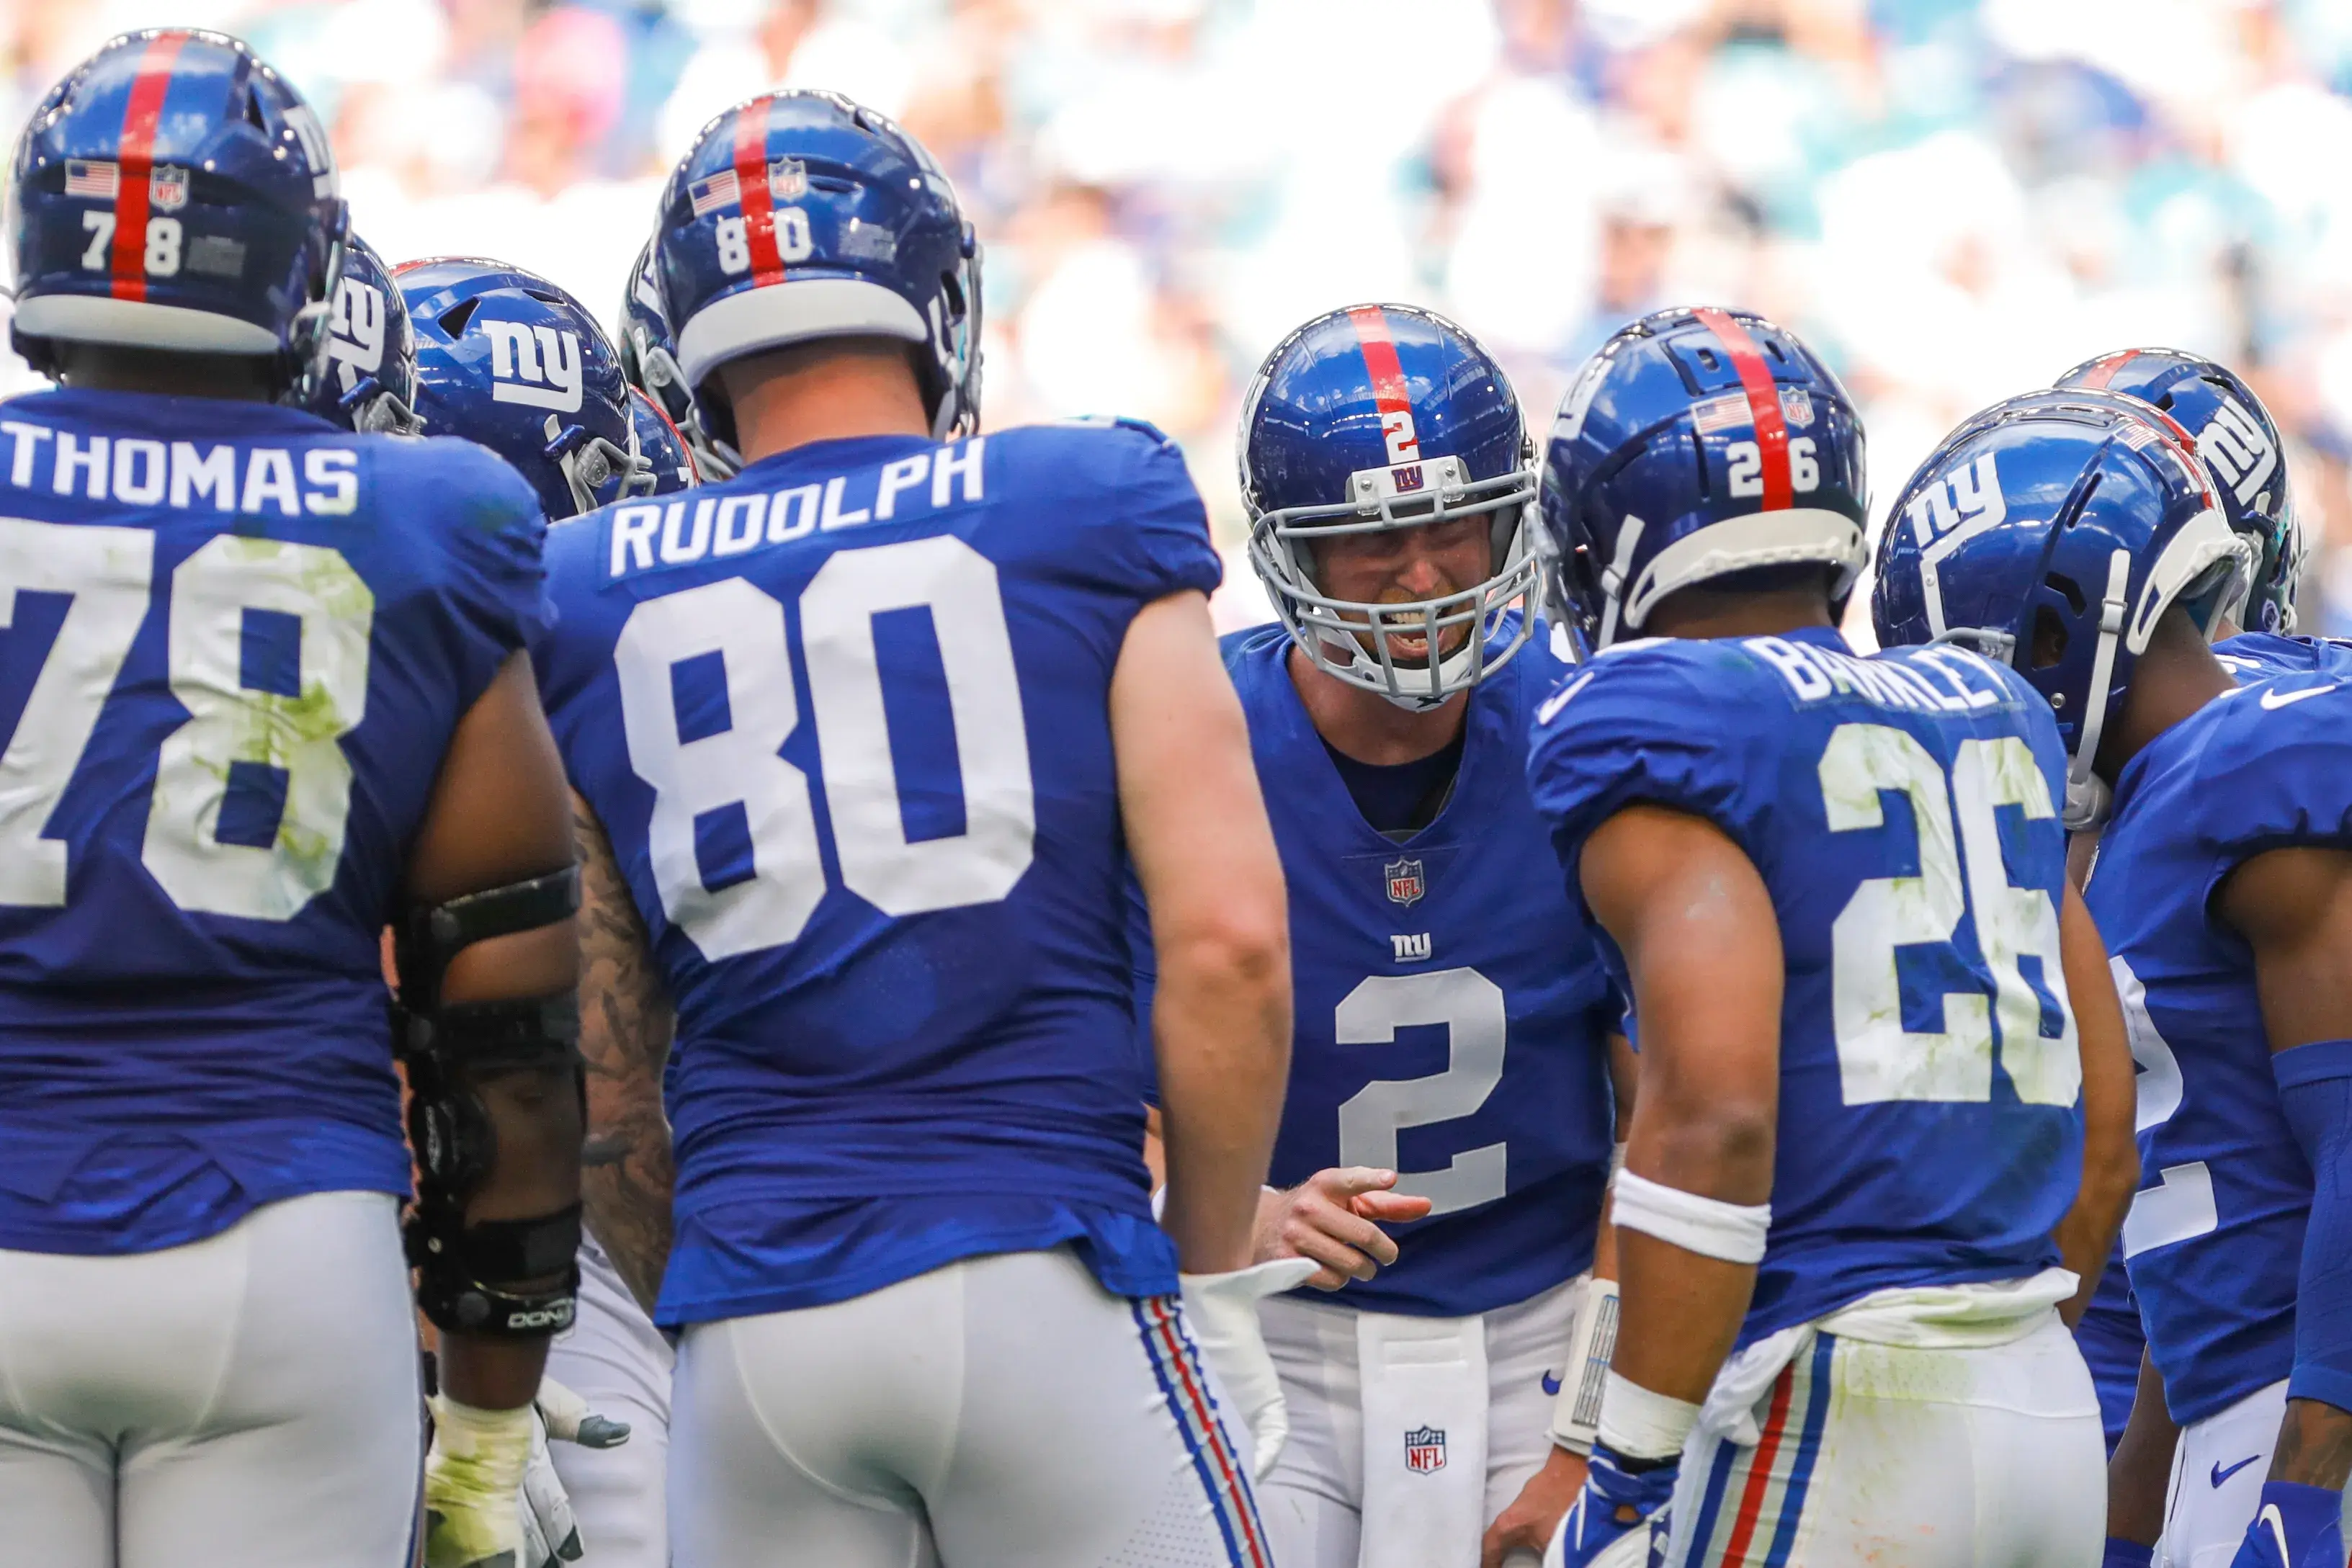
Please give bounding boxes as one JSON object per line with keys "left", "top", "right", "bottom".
{"left": 1541, "top": 306, "right": 1867, "bottom": 651}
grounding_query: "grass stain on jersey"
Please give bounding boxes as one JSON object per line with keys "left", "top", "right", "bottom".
{"left": 210, "top": 537, "right": 376, "bottom": 898}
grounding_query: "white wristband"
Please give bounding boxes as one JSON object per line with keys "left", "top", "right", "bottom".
{"left": 1594, "top": 1370, "right": 1699, "bottom": 1461}
{"left": 1547, "top": 1276, "right": 1620, "bottom": 1455}
{"left": 1611, "top": 1169, "right": 1771, "bottom": 1264}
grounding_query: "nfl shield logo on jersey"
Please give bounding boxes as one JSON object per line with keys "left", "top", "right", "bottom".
{"left": 149, "top": 164, "right": 189, "bottom": 212}
{"left": 1385, "top": 858, "right": 1425, "bottom": 907}
{"left": 1404, "top": 1426, "right": 1446, "bottom": 1474}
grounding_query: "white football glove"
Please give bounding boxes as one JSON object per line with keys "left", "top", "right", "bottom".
{"left": 424, "top": 1396, "right": 535, "bottom": 1568}
{"left": 520, "top": 1376, "right": 632, "bottom": 1568}
{"left": 1179, "top": 1258, "right": 1316, "bottom": 1479}
{"left": 426, "top": 1379, "right": 632, "bottom": 1568}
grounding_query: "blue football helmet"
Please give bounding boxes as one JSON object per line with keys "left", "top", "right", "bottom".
{"left": 397, "top": 256, "right": 650, "bottom": 520}
{"left": 628, "top": 388, "right": 699, "bottom": 494}
{"left": 1240, "top": 303, "right": 1539, "bottom": 708}
{"left": 8, "top": 28, "right": 344, "bottom": 399}
{"left": 305, "top": 233, "right": 421, "bottom": 434}
{"left": 1872, "top": 388, "right": 2254, "bottom": 829}
{"left": 1542, "top": 306, "right": 1868, "bottom": 650}
{"left": 652, "top": 90, "right": 981, "bottom": 443}
{"left": 618, "top": 237, "right": 737, "bottom": 480}
{"left": 2055, "top": 348, "right": 2303, "bottom": 633}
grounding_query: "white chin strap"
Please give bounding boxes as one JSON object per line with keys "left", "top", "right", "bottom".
{"left": 2062, "top": 550, "right": 2132, "bottom": 833}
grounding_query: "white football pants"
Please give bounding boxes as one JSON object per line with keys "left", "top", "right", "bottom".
{"left": 1256, "top": 1276, "right": 1580, "bottom": 1568}
{"left": 1661, "top": 1314, "right": 2103, "bottom": 1567}
{"left": 669, "top": 1245, "right": 1273, "bottom": 1568}
{"left": 547, "top": 1229, "right": 674, "bottom": 1568}
{"left": 2158, "top": 1377, "right": 2289, "bottom": 1568}
{"left": 0, "top": 1191, "right": 424, "bottom": 1568}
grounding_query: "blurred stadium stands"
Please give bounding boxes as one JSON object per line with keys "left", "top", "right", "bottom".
{"left": 11, "top": 0, "right": 2352, "bottom": 635}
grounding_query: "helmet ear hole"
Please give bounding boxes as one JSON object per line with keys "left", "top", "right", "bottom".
{"left": 2031, "top": 605, "right": 2070, "bottom": 669}
{"left": 2044, "top": 572, "right": 2087, "bottom": 616}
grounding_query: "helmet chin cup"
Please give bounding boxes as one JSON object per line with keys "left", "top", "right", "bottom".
{"left": 2063, "top": 771, "right": 2111, "bottom": 834}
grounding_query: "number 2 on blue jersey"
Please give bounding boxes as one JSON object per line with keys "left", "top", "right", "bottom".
{"left": 0, "top": 516, "right": 372, "bottom": 921}
{"left": 1336, "top": 967, "right": 1507, "bottom": 1217}
{"left": 613, "top": 534, "right": 1035, "bottom": 959}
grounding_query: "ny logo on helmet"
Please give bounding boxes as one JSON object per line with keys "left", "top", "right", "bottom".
{"left": 485, "top": 321, "right": 583, "bottom": 413}
{"left": 2198, "top": 395, "right": 2278, "bottom": 509}
{"left": 1904, "top": 452, "right": 2005, "bottom": 547}
{"left": 327, "top": 278, "right": 387, "bottom": 380}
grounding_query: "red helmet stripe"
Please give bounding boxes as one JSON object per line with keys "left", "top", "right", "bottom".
{"left": 1346, "top": 305, "right": 1419, "bottom": 462}
{"left": 109, "top": 30, "right": 191, "bottom": 304}
{"left": 1691, "top": 307, "right": 1792, "bottom": 511}
{"left": 731, "top": 97, "right": 786, "bottom": 288}
{"left": 2074, "top": 349, "right": 2138, "bottom": 390}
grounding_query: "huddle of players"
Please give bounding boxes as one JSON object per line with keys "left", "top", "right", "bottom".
{"left": 2, "top": 21, "right": 2348, "bottom": 1568}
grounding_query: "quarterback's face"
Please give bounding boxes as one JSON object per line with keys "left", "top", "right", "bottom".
{"left": 1313, "top": 513, "right": 1493, "bottom": 667}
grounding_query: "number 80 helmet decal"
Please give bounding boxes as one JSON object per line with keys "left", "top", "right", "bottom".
{"left": 1240, "top": 304, "right": 1539, "bottom": 710}
{"left": 651, "top": 90, "right": 981, "bottom": 446}
{"left": 1542, "top": 306, "right": 1867, "bottom": 651}
{"left": 7, "top": 29, "right": 345, "bottom": 402}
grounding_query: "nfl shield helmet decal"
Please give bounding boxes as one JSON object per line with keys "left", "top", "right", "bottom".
{"left": 149, "top": 164, "right": 189, "bottom": 212}
{"left": 1385, "top": 857, "right": 1425, "bottom": 907}
{"left": 1404, "top": 1425, "right": 1446, "bottom": 1474}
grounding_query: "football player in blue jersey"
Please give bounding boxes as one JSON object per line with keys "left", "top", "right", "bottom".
{"left": 630, "top": 387, "right": 702, "bottom": 492}
{"left": 1875, "top": 388, "right": 2352, "bottom": 1568}
{"left": 1137, "top": 302, "right": 1627, "bottom": 1568}
{"left": 619, "top": 236, "right": 736, "bottom": 481}
{"left": 531, "top": 91, "right": 1296, "bottom": 1567}
{"left": 0, "top": 32, "right": 585, "bottom": 1568}
{"left": 402, "top": 256, "right": 684, "bottom": 1568}
{"left": 1526, "top": 308, "right": 2139, "bottom": 1567}
{"left": 308, "top": 233, "right": 424, "bottom": 436}
{"left": 2039, "top": 354, "right": 2303, "bottom": 1505}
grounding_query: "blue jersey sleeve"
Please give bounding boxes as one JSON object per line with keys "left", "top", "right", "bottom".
{"left": 2186, "top": 676, "right": 2352, "bottom": 910}
{"left": 1061, "top": 419, "right": 1222, "bottom": 606}
{"left": 1524, "top": 642, "right": 1778, "bottom": 877}
{"left": 400, "top": 437, "right": 551, "bottom": 709}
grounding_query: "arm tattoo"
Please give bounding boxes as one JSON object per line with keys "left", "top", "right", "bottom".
{"left": 573, "top": 791, "right": 678, "bottom": 1317}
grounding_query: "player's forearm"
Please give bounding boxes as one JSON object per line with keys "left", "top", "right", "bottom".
{"left": 1611, "top": 1229, "right": 1756, "bottom": 1406}
{"left": 2107, "top": 1349, "right": 2176, "bottom": 1544}
{"left": 1610, "top": 1097, "right": 1771, "bottom": 1405}
{"left": 1153, "top": 928, "right": 1291, "bottom": 1275}
{"left": 572, "top": 790, "right": 678, "bottom": 1314}
{"left": 582, "top": 1110, "right": 675, "bottom": 1317}
{"left": 438, "top": 1329, "right": 553, "bottom": 1411}
{"left": 2269, "top": 1397, "right": 2352, "bottom": 1491}
{"left": 2055, "top": 884, "right": 2137, "bottom": 1326}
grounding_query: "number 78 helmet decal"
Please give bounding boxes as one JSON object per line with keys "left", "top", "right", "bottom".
{"left": 1541, "top": 306, "right": 1868, "bottom": 651}
{"left": 1871, "top": 389, "right": 2255, "bottom": 830}
{"left": 1240, "top": 303, "right": 1539, "bottom": 709}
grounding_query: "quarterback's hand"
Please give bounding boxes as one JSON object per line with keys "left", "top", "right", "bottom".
{"left": 424, "top": 1396, "right": 536, "bottom": 1568}
{"left": 517, "top": 1377, "right": 633, "bottom": 1567}
{"left": 1543, "top": 1444, "right": 1674, "bottom": 1568}
{"left": 1253, "top": 1168, "right": 1433, "bottom": 1289}
{"left": 1180, "top": 1258, "right": 1318, "bottom": 1479}
{"left": 1483, "top": 1443, "right": 1589, "bottom": 1567}
{"left": 2227, "top": 1481, "right": 2346, "bottom": 1568}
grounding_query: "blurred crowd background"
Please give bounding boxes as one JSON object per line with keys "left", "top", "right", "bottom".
{"left": 10, "top": 0, "right": 2352, "bottom": 634}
